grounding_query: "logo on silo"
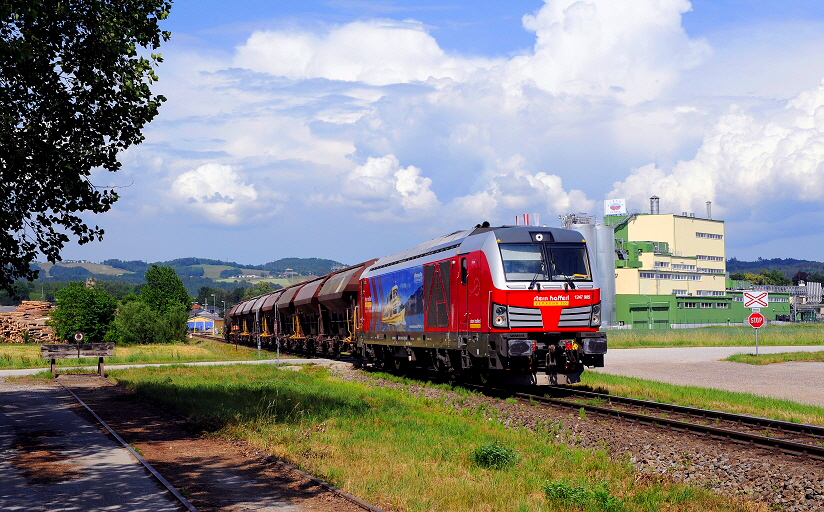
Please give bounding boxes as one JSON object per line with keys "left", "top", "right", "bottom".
{"left": 604, "top": 198, "right": 626, "bottom": 215}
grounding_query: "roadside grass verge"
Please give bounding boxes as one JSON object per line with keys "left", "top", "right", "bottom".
{"left": 0, "top": 340, "right": 289, "bottom": 369}
{"left": 726, "top": 351, "right": 824, "bottom": 365}
{"left": 579, "top": 372, "right": 824, "bottom": 426}
{"left": 109, "top": 364, "right": 748, "bottom": 511}
{"left": 606, "top": 324, "right": 824, "bottom": 349}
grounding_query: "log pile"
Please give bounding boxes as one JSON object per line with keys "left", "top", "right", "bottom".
{"left": 0, "top": 301, "right": 58, "bottom": 344}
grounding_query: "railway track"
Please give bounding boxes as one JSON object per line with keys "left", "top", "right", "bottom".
{"left": 511, "top": 385, "right": 824, "bottom": 461}
{"left": 60, "top": 377, "right": 385, "bottom": 512}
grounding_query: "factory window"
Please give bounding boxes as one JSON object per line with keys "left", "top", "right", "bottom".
{"left": 696, "top": 232, "right": 723, "bottom": 240}
{"left": 654, "top": 261, "right": 670, "bottom": 268}
{"left": 683, "top": 302, "right": 697, "bottom": 308}
{"left": 716, "top": 303, "right": 729, "bottom": 309}
{"left": 672, "top": 289, "right": 687, "bottom": 295}
{"left": 672, "top": 264, "right": 696, "bottom": 270}
{"left": 697, "top": 290, "right": 725, "bottom": 296}
{"left": 769, "top": 297, "right": 789, "bottom": 303}
{"left": 640, "top": 272, "right": 701, "bottom": 281}
{"left": 697, "top": 267, "right": 725, "bottom": 274}
{"left": 700, "top": 302, "right": 713, "bottom": 308}
{"left": 697, "top": 255, "right": 724, "bottom": 261}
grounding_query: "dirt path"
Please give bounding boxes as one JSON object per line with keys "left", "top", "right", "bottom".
{"left": 40, "top": 375, "right": 366, "bottom": 512}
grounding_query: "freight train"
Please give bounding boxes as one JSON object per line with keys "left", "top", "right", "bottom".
{"left": 225, "top": 223, "right": 607, "bottom": 384}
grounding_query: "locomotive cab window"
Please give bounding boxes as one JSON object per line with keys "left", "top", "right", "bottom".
{"left": 500, "top": 243, "right": 591, "bottom": 282}
{"left": 500, "top": 244, "right": 547, "bottom": 281}
{"left": 547, "top": 244, "right": 591, "bottom": 281}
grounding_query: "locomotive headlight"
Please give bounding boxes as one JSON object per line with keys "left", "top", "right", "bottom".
{"left": 590, "top": 303, "right": 602, "bottom": 327}
{"left": 492, "top": 303, "right": 509, "bottom": 328}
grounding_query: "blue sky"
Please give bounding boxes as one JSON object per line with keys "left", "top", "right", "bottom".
{"left": 68, "top": 0, "right": 824, "bottom": 265}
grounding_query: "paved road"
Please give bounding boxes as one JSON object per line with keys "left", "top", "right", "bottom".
{"left": 591, "top": 346, "right": 824, "bottom": 408}
{"left": 0, "top": 381, "right": 180, "bottom": 511}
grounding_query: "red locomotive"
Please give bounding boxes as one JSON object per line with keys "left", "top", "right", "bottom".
{"left": 225, "top": 223, "right": 607, "bottom": 384}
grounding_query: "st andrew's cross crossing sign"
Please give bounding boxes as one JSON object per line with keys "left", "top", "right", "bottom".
{"left": 743, "top": 291, "right": 769, "bottom": 309}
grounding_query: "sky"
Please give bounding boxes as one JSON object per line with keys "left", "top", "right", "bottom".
{"left": 66, "top": 0, "right": 824, "bottom": 265}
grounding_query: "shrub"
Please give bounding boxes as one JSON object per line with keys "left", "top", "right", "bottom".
{"left": 471, "top": 441, "right": 518, "bottom": 470}
{"left": 49, "top": 282, "right": 117, "bottom": 343}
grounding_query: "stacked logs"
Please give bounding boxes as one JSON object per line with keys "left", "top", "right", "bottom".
{"left": 0, "top": 301, "right": 58, "bottom": 344}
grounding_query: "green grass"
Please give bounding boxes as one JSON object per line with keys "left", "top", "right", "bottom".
{"left": 107, "top": 364, "right": 749, "bottom": 511}
{"left": 0, "top": 340, "right": 291, "bottom": 369}
{"left": 725, "top": 351, "right": 824, "bottom": 365}
{"left": 606, "top": 324, "right": 824, "bottom": 349}
{"left": 579, "top": 372, "right": 824, "bottom": 426}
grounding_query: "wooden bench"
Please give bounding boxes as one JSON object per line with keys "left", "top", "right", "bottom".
{"left": 41, "top": 343, "right": 115, "bottom": 378}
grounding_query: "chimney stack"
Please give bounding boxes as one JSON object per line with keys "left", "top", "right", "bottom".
{"left": 706, "top": 201, "right": 712, "bottom": 219}
{"left": 650, "top": 196, "right": 660, "bottom": 215}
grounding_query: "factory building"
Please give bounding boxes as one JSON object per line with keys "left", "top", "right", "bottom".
{"left": 590, "top": 197, "right": 791, "bottom": 328}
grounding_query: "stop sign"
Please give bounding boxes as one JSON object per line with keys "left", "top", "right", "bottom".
{"left": 747, "top": 312, "right": 765, "bottom": 329}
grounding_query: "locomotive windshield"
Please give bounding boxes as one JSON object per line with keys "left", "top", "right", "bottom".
{"left": 500, "top": 243, "right": 591, "bottom": 281}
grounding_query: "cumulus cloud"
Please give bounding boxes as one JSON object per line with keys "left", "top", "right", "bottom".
{"left": 505, "top": 0, "right": 711, "bottom": 103}
{"left": 170, "top": 163, "right": 258, "bottom": 224}
{"left": 609, "top": 79, "right": 824, "bottom": 215}
{"left": 341, "top": 155, "right": 440, "bottom": 220}
{"left": 234, "top": 19, "right": 501, "bottom": 85}
{"left": 450, "top": 155, "right": 595, "bottom": 221}
{"left": 234, "top": 0, "right": 709, "bottom": 106}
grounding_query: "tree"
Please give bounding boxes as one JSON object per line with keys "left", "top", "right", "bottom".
{"left": 107, "top": 264, "right": 189, "bottom": 344}
{"left": 49, "top": 282, "right": 117, "bottom": 343}
{"left": 0, "top": 1, "right": 171, "bottom": 293}
{"left": 139, "top": 264, "right": 191, "bottom": 313}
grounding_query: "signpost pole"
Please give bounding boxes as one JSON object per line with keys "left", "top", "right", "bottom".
{"left": 755, "top": 328, "right": 759, "bottom": 356}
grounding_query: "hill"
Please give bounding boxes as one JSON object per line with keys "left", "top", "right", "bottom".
{"left": 726, "top": 258, "right": 824, "bottom": 280}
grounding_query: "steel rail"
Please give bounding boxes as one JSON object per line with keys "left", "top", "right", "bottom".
{"left": 59, "top": 382, "right": 199, "bottom": 512}
{"left": 541, "top": 386, "right": 824, "bottom": 438}
{"left": 516, "top": 391, "right": 824, "bottom": 461}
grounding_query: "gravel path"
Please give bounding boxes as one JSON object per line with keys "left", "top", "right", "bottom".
{"left": 591, "top": 346, "right": 824, "bottom": 407}
{"left": 328, "top": 363, "right": 824, "bottom": 511}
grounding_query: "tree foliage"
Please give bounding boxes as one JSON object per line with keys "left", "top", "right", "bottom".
{"left": 49, "top": 282, "right": 117, "bottom": 343}
{"left": 0, "top": 0, "right": 171, "bottom": 293}
{"left": 139, "top": 264, "right": 190, "bottom": 313}
{"left": 108, "top": 264, "right": 189, "bottom": 344}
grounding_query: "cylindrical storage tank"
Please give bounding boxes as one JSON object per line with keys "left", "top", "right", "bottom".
{"left": 574, "top": 222, "right": 616, "bottom": 328}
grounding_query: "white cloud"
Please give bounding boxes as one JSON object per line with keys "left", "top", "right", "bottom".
{"left": 609, "top": 79, "right": 824, "bottom": 215}
{"left": 504, "top": 0, "right": 711, "bottom": 103}
{"left": 234, "top": 19, "right": 501, "bottom": 85}
{"left": 170, "top": 163, "right": 258, "bottom": 224}
{"left": 450, "top": 155, "right": 595, "bottom": 221}
{"left": 341, "top": 155, "right": 440, "bottom": 220}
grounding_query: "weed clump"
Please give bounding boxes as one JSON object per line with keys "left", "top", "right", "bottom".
{"left": 471, "top": 441, "right": 518, "bottom": 470}
{"left": 543, "top": 480, "right": 623, "bottom": 511}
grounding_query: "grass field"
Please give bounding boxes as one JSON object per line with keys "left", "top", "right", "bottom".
{"left": 107, "top": 364, "right": 749, "bottom": 511}
{"left": 578, "top": 372, "right": 824, "bottom": 426}
{"left": 37, "top": 262, "right": 131, "bottom": 276}
{"left": 725, "top": 351, "right": 824, "bottom": 365}
{"left": 0, "top": 340, "right": 290, "bottom": 369}
{"left": 606, "top": 324, "right": 824, "bottom": 349}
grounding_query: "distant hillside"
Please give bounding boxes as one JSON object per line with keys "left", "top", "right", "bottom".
{"left": 726, "top": 258, "right": 824, "bottom": 280}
